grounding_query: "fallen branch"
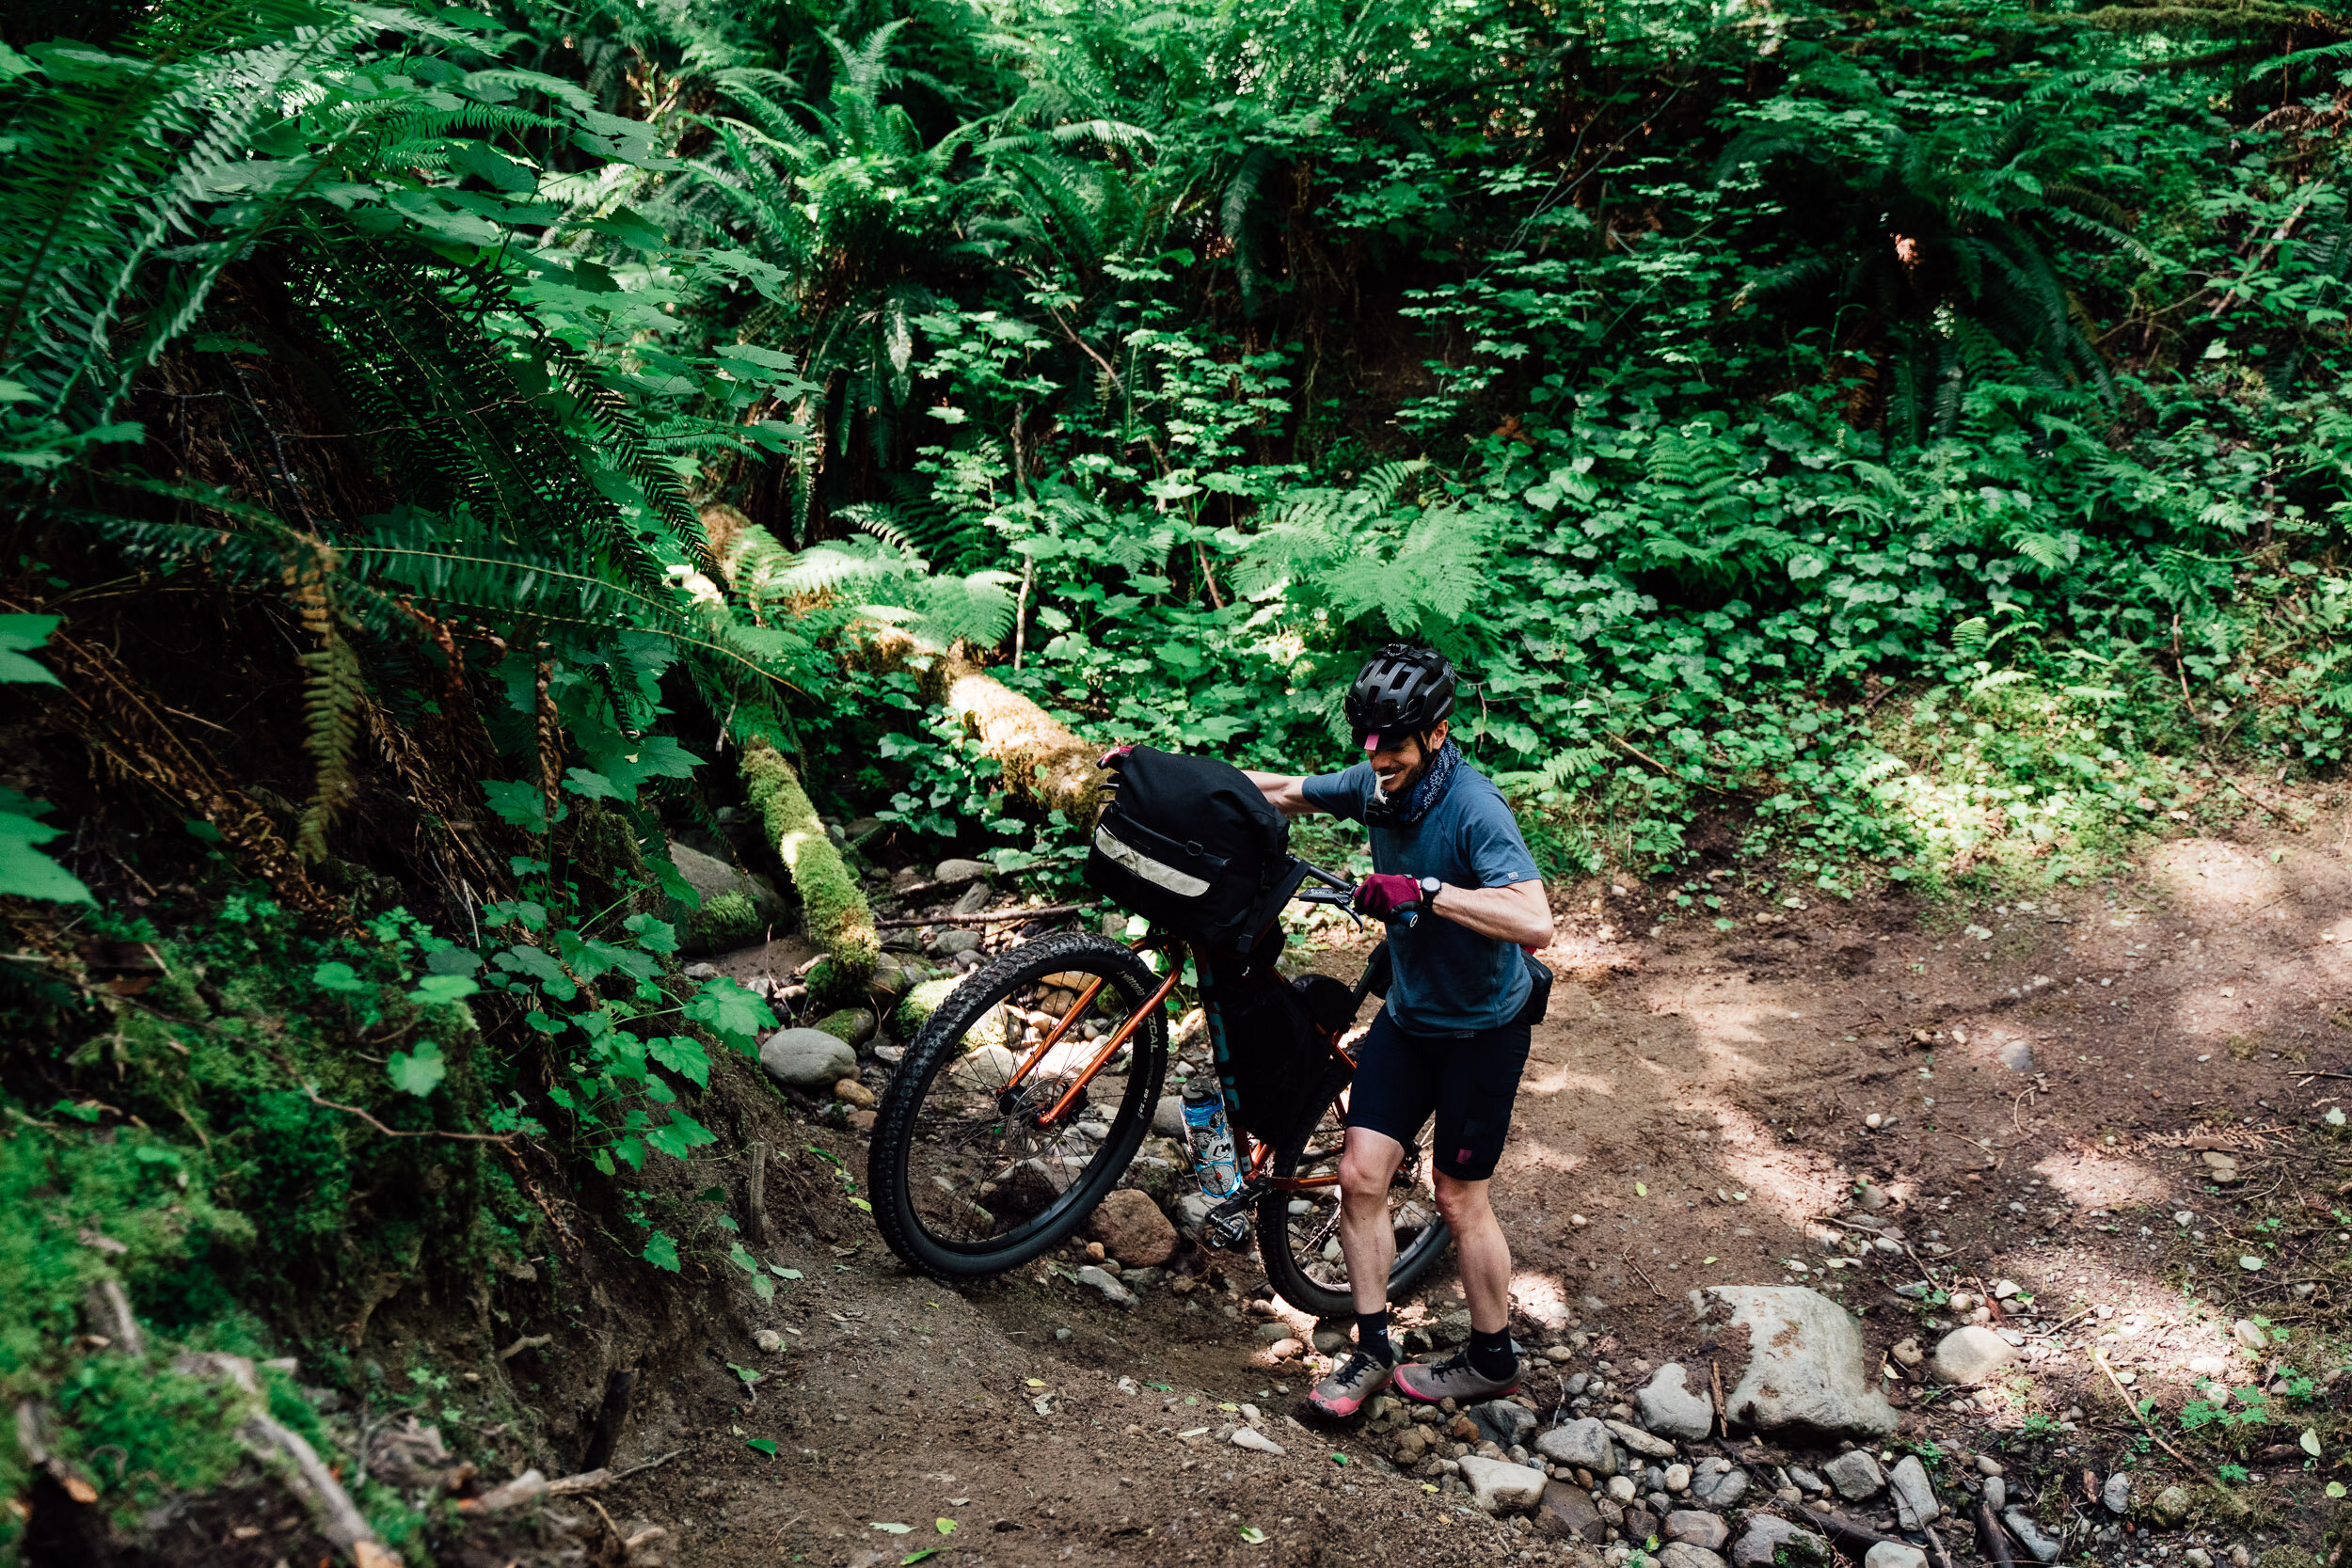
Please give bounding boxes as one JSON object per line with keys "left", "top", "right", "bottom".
{"left": 1622, "top": 1251, "right": 1669, "bottom": 1299}
{"left": 1975, "top": 1499, "right": 2022, "bottom": 1568}
{"left": 498, "top": 1333, "right": 551, "bottom": 1362}
{"left": 2090, "top": 1345, "right": 2211, "bottom": 1481}
{"left": 611, "top": 1447, "right": 685, "bottom": 1481}
{"left": 300, "top": 1085, "right": 515, "bottom": 1144}
{"left": 246, "top": 1411, "right": 395, "bottom": 1566}
{"left": 743, "top": 738, "right": 878, "bottom": 1002}
{"left": 876, "top": 903, "right": 1091, "bottom": 929}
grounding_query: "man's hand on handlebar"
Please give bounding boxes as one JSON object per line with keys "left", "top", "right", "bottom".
{"left": 1353, "top": 873, "right": 1421, "bottom": 922}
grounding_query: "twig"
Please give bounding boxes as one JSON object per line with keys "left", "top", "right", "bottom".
{"left": 1902, "top": 1243, "right": 1949, "bottom": 1293}
{"left": 1623, "top": 1251, "right": 1669, "bottom": 1299}
{"left": 876, "top": 904, "right": 1089, "bottom": 929}
{"left": 2024, "top": 1307, "right": 2095, "bottom": 1339}
{"left": 610, "top": 1447, "right": 685, "bottom": 1481}
{"left": 1605, "top": 732, "right": 1738, "bottom": 796}
{"left": 1709, "top": 1359, "right": 1727, "bottom": 1438}
{"left": 300, "top": 1085, "right": 515, "bottom": 1144}
{"left": 747, "top": 1139, "right": 776, "bottom": 1247}
{"left": 1974, "top": 1501, "right": 2022, "bottom": 1568}
{"left": 2090, "top": 1345, "right": 2211, "bottom": 1481}
{"left": 1920, "top": 1522, "right": 1959, "bottom": 1568}
{"left": 498, "top": 1334, "right": 551, "bottom": 1362}
{"left": 1927, "top": 1126, "right": 2002, "bottom": 1162}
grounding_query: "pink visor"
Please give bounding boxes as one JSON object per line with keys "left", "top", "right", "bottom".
{"left": 1362, "top": 733, "right": 1380, "bottom": 752}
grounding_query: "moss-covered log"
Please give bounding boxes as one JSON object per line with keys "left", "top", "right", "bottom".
{"left": 854, "top": 626, "right": 1104, "bottom": 820}
{"left": 741, "top": 738, "right": 878, "bottom": 1000}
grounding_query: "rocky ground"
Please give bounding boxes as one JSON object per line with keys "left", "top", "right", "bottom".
{"left": 394, "top": 808, "right": 2352, "bottom": 1568}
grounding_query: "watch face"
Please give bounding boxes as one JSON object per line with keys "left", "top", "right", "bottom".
{"left": 1421, "top": 877, "right": 1441, "bottom": 895}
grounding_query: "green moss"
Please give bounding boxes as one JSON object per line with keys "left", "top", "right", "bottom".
{"left": 812, "top": 1008, "right": 876, "bottom": 1046}
{"left": 687, "top": 889, "right": 762, "bottom": 951}
{"left": 741, "top": 738, "right": 877, "bottom": 1000}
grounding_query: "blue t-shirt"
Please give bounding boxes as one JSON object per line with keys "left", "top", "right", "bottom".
{"left": 1301, "top": 759, "right": 1542, "bottom": 1036}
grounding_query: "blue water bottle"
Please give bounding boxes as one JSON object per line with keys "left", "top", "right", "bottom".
{"left": 1181, "top": 1081, "right": 1241, "bottom": 1200}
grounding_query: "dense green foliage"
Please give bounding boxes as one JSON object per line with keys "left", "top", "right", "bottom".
{"left": 8, "top": 0, "right": 2352, "bottom": 1546}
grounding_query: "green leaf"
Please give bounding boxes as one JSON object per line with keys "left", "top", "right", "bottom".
{"left": 900, "top": 1553, "right": 939, "bottom": 1566}
{"left": 642, "top": 1231, "right": 681, "bottom": 1272}
{"left": 0, "top": 803, "right": 92, "bottom": 903}
{"left": 387, "top": 1041, "right": 448, "bottom": 1097}
{"left": 686, "top": 977, "right": 777, "bottom": 1050}
{"left": 770, "top": 1265, "right": 803, "bottom": 1280}
{"left": 0, "top": 614, "right": 62, "bottom": 685}
{"left": 562, "top": 766, "right": 628, "bottom": 800}
{"left": 745, "top": 1437, "right": 778, "bottom": 1457}
{"left": 481, "top": 778, "right": 555, "bottom": 833}
{"left": 935, "top": 1518, "right": 957, "bottom": 1535}
{"left": 312, "top": 960, "right": 373, "bottom": 993}
{"left": 624, "top": 912, "right": 677, "bottom": 953}
{"left": 2301, "top": 1429, "right": 2322, "bottom": 1456}
{"left": 728, "top": 1243, "right": 762, "bottom": 1276}
{"left": 648, "top": 1035, "right": 711, "bottom": 1086}
{"left": 407, "top": 974, "right": 479, "bottom": 1006}
{"left": 1239, "top": 1526, "right": 1266, "bottom": 1544}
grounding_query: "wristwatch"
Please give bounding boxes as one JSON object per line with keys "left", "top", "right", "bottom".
{"left": 1418, "top": 877, "right": 1442, "bottom": 902}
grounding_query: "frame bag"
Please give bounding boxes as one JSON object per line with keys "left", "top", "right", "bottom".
{"left": 1085, "top": 748, "right": 1296, "bottom": 953}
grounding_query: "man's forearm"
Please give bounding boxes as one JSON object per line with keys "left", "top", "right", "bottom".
{"left": 1429, "top": 879, "right": 1553, "bottom": 948}
{"left": 1245, "top": 769, "right": 1316, "bottom": 816}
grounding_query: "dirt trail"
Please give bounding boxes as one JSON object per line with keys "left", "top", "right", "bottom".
{"left": 541, "top": 817, "right": 2352, "bottom": 1568}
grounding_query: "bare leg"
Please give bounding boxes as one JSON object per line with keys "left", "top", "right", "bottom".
{"left": 1435, "top": 1172, "right": 1512, "bottom": 1335}
{"left": 1336, "top": 1126, "right": 1406, "bottom": 1317}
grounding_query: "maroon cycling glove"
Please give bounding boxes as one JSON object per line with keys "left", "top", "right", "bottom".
{"left": 1354, "top": 873, "right": 1422, "bottom": 920}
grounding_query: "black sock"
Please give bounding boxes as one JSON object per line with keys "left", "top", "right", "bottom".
{"left": 1468, "top": 1326, "right": 1518, "bottom": 1381}
{"left": 1356, "top": 1309, "right": 1395, "bottom": 1365}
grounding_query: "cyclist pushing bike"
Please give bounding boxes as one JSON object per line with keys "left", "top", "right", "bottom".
{"left": 1244, "top": 644, "right": 1554, "bottom": 1421}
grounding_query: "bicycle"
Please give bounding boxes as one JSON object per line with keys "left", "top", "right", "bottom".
{"left": 866, "top": 859, "right": 1454, "bottom": 1317}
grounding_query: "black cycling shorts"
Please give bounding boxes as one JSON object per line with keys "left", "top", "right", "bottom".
{"left": 1343, "top": 1006, "right": 1532, "bottom": 1182}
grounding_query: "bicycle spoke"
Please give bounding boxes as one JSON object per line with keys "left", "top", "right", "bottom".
{"left": 899, "top": 961, "right": 1143, "bottom": 1251}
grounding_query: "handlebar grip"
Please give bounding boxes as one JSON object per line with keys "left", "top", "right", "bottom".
{"left": 1393, "top": 907, "right": 1419, "bottom": 930}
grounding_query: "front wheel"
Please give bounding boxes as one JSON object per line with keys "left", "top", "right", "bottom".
{"left": 1254, "top": 1072, "right": 1453, "bottom": 1319}
{"left": 868, "top": 930, "right": 1168, "bottom": 1282}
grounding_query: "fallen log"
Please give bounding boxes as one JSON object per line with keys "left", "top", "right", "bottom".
{"left": 742, "top": 737, "right": 877, "bottom": 1001}
{"left": 851, "top": 626, "right": 1104, "bottom": 820}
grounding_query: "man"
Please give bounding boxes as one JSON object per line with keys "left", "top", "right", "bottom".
{"left": 1243, "top": 644, "right": 1553, "bottom": 1420}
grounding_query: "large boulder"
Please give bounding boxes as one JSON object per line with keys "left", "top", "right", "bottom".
{"left": 1085, "top": 1189, "right": 1178, "bottom": 1267}
{"left": 759, "top": 1027, "right": 857, "bottom": 1090}
{"left": 1635, "top": 1363, "right": 1715, "bottom": 1440}
{"left": 1459, "top": 1456, "right": 1547, "bottom": 1515}
{"left": 1706, "top": 1286, "right": 1899, "bottom": 1440}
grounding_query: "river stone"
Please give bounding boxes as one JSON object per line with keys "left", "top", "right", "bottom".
{"left": 928, "top": 927, "right": 982, "bottom": 958}
{"left": 1931, "top": 1324, "right": 2018, "bottom": 1385}
{"left": 2102, "top": 1471, "right": 2131, "bottom": 1514}
{"left": 759, "top": 1027, "right": 858, "bottom": 1089}
{"left": 1731, "top": 1516, "right": 1830, "bottom": 1568}
{"left": 1665, "top": 1512, "right": 1730, "bottom": 1551}
{"left": 1635, "top": 1363, "right": 1715, "bottom": 1441}
{"left": 1084, "top": 1189, "right": 1178, "bottom": 1267}
{"left": 932, "top": 858, "right": 992, "bottom": 885}
{"left": 946, "top": 1043, "right": 1020, "bottom": 1089}
{"left": 2004, "top": 1510, "right": 2063, "bottom": 1562}
{"left": 1867, "top": 1544, "right": 1928, "bottom": 1568}
{"left": 1690, "top": 1457, "right": 1747, "bottom": 1510}
{"left": 1535, "top": 1417, "right": 1616, "bottom": 1474}
{"left": 1706, "top": 1286, "right": 1899, "bottom": 1439}
{"left": 1074, "top": 1264, "right": 1136, "bottom": 1307}
{"left": 1887, "top": 1454, "right": 1940, "bottom": 1528}
{"left": 1821, "top": 1449, "right": 1883, "bottom": 1499}
{"left": 1536, "top": 1481, "right": 1607, "bottom": 1542}
{"left": 2151, "top": 1484, "right": 2191, "bottom": 1526}
{"left": 1458, "top": 1455, "right": 1547, "bottom": 1515}
{"left": 1153, "top": 1095, "right": 1187, "bottom": 1139}
{"left": 1606, "top": 1419, "right": 1677, "bottom": 1459}
{"left": 1659, "top": 1545, "right": 1728, "bottom": 1568}
{"left": 1470, "top": 1399, "right": 1538, "bottom": 1449}
{"left": 667, "top": 840, "right": 781, "bottom": 915}
{"left": 985, "top": 1158, "right": 1073, "bottom": 1222}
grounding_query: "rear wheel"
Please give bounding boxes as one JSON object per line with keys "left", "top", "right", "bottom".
{"left": 1254, "top": 1075, "right": 1452, "bottom": 1318}
{"left": 869, "top": 930, "right": 1168, "bottom": 1281}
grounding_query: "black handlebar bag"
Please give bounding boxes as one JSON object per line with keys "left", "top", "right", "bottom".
{"left": 1084, "top": 747, "right": 1301, "bottom": 955}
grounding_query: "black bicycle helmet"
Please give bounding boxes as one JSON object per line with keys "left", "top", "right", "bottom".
{"left": 1343, "top": 643, "right": 1456, "bottom": 747}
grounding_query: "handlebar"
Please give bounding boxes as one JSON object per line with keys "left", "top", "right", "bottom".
{"left": 1291, "top": 862, "right": 1420, "bottom": 928}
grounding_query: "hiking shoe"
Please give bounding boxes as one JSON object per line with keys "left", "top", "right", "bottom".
{"left": 1393, "top": 1349, "right": 1519, "bottom": 1404}
{"left": 1307, "top": 1350, "right": 1396, "bottom": 1420}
